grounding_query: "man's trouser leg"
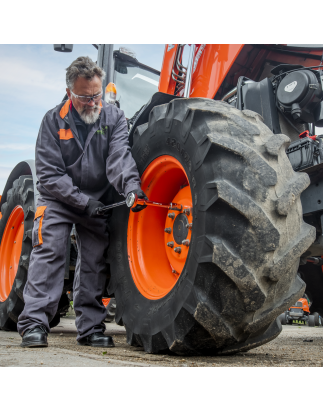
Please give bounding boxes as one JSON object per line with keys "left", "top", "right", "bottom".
{"left": 17, "top": 198, "right": 72, "bottom": 335}
{"left": 73, "top": 217, "right": 109, "bottom": 341}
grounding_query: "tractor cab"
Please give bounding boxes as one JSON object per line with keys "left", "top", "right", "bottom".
{"left": 111, "top": 49, "right": 160, "bottom": 121}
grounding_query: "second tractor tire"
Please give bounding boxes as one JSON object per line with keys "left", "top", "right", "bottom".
{"left": 0, "top": 176, "right": 34, "bottom": 331}
{"left": 109, "top": 98, "right": 315, "bottom": 355}
{"left": 0, "top": 175, "right": 70, "bottom": 331}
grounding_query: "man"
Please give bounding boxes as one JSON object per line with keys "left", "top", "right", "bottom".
{"left": 17, "top": 56, "right": 148, "bottom": 348}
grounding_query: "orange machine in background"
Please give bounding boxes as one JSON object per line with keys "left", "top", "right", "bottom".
{"left": 279, "top": 297, "right": 321, "bottom": 327}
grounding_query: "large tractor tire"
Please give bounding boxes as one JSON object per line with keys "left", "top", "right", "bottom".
{"left": 0, "top": 176, "right": 67, "bottom": 331}
{"left": 108, "top": 98, "right": 315, "bottom": 355}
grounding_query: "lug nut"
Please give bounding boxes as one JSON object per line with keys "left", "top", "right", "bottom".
{"left": 10, "top": 266, "right": 12, "bottom": 269}
{"left": 164, "top": 227, "right": 172, "bottom": 234}
{"left": 186, "top": 223, "right": 193, "bottom": 229}
{"left": 168, "top": 212, "right": 175, "bottom": 219}
{"left": 182, "top": 239, "right": 190, "bottom": 246}
{"left": 167, "top": 242, "right": 174, "bottom": 248}
{"left": 174, "top": 247, "right": 182, "bottom": 254}
{"left": 14, "top": 241, "right": 16, "bottom": 244}
{"left": 183, "top": 208, "right": 191, "bottom": 216}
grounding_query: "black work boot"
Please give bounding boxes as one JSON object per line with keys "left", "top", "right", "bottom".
{"left": 21, "top": 325, "right": 48, "bottom": 348}
{"left": 78, "top": 332, "right": 115, "bottom": 347}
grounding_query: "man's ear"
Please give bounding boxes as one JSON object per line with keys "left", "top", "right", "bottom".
{"left": 66, "top": 88, "right": 71, "bottom": 99}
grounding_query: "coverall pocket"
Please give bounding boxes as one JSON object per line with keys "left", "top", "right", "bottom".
{"left": 32, "top": 206, "right": 47, "bottom": 247}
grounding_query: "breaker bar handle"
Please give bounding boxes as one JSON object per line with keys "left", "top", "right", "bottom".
{"left": 96, "top": 192, "right": 182, "bottom": 215}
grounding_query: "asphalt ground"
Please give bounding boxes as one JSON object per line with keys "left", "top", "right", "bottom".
{"left": 1, "top": 315, "right": 323, "bottom": 367}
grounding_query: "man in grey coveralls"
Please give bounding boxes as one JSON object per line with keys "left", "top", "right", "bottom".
{"left": 17, "top": 56, "right": 148, "bottom": 348}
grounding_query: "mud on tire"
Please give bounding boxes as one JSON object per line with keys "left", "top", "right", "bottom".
{"left": 109, "top": 98, "right": 315, "bottom": 355}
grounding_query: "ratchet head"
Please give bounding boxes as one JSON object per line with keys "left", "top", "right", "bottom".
{"left": 126, "top": 192, "right": 137, "bottom": 208}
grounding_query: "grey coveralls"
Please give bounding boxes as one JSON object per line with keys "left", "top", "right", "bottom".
{"left": 17, "top": 99, "right": 141, "bottom": 339}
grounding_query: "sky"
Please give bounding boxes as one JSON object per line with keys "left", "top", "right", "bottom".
{"left": 0, "top": 44, "right": 165, "bottom": 193}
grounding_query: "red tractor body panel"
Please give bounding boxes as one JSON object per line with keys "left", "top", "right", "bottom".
{"left": 190, "top": 44, "right": 244, "bottom": 98}
{"left": 159, "top": 44, "right": 323, "bottom": 101}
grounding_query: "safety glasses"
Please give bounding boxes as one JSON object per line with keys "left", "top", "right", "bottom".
{"left": 70, "top": 90, "right": 102, "bottom": 104}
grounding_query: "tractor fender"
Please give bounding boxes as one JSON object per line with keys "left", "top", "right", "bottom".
{"left": 0, "top": 160, "right": 38, "bottom": 209}
{"left": 128, "top": 91, "right": 183, "bottom": 147}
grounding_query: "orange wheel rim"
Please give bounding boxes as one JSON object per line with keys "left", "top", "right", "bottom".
{"left": 127, "top": 156, "right": 192, "bottom": 300}
{"left": 0, "top": 206, "right": 24, "bottom": 302}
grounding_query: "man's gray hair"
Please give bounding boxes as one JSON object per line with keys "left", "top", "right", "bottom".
{"left": 66, "top": 56, "right": 106, "bottom": 90}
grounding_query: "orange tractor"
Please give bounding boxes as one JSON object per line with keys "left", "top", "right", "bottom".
{"left": 2, "top": 44, "right": 323, "bottom": 355}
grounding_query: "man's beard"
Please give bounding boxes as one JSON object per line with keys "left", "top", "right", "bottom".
{"left": 79, "top": 104, "right": 100, "bottom": 124}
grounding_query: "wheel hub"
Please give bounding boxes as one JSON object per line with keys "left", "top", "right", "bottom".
{"left": 173, "top": 213, "right": 189, "bottom": 245}
{"left": 164, "top": 185, "right": 192, "bottom": 275}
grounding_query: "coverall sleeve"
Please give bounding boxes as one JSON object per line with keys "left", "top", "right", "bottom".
{"left": 35, "top": 110, "right": 90, "bottom": 210}
{"left": 106, "top": 110, "right": 141, "bottom": 197}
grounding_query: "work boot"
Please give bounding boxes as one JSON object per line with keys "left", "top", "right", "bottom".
{"left": 20, "top": 325, "right": 48, "bottom": 348}
{"left": 78, "top": 332, "right": 115, "bottom": 347}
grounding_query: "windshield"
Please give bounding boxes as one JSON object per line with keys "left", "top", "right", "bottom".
{"left": 114, "top": 56, "right": 160, "bottom": 119}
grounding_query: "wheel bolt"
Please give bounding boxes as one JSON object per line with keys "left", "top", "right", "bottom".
{"left": 183, "top": 208, "right": 191, "bottom": 216}
{"left": 174, "top": 247, "right": 181, "bottom": 254}
{"left": 167, "top": 242, "right": 174, "bottom": 248}
{"left": 14, "top": 241, "right": 16, "bottom": 244}
{"left": 164, "top": 227, "right": 172, "bottom": 234}
{"left": 186, "top": 223, "right": 193, "bottom": 229}
{"left": 10, "top": 266, "right": 12, "bottom": 269}
{"left": 168, "top": 212, "right": 175, "bottom": 219}
{"left": 182, "top": 239, "right": 190, "bottom": 246}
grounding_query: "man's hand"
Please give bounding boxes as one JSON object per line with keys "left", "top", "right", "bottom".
{"left": 85, "top": 199, "right": 106, "bottom": 218}
{"left": 131, "top": 189, "right": 149, "bottom": 213}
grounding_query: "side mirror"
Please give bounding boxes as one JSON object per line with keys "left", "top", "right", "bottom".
{"left": 54, "top": 44, "right": 73, "bottom": 53}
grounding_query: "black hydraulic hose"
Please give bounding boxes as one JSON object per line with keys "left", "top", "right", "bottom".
{"left": 273, "top": 65, "right": 323, "bottom": 81}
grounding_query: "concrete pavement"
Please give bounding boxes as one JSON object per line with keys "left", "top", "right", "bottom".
{"left": 1, "top": 315, "right": 323, "bottom": 367}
